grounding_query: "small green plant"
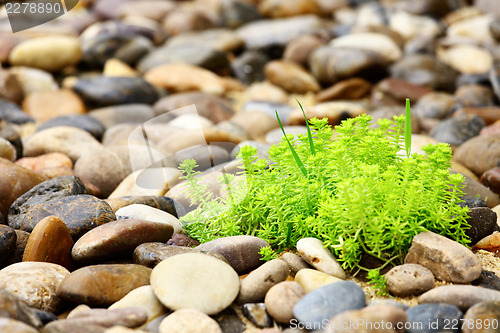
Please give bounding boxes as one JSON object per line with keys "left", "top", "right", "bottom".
{"left": 366, "top": 269, "right": 389, "bottom": 296}
{"left": 178, "top": 100, "right": 470, "bottom": 273}
{"left": 259, "top": 246, "right": 277, "bottom": 262}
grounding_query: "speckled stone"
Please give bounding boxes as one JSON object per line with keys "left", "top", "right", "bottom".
{"left": 385, "top": 264, "right": 435, "bottom": 297}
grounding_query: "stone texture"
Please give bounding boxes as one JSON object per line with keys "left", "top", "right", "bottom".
{"left": 317, "top": 78, "right": 372, "bottom": 102}
{"left": 150, "top": 253, "right": 239, "bottom": 315}
{"left": 133, "top": 243, "right": 225, "bottom": 268}
{"left": 0, "top": 137, "right": 16, "bottom": 162}
{"left": 159, "top": 309, "right": 222, "bottom": 333}
{"left": 0, "top": 318, "right": 39, "bottom": 333}
{"left": 405, "top": 231, "right": 482, "bottom": 283}
{"left": 465, "top": 207, "right": 497, "bottom": 245}
{"left": 0, "top": 69, "right": 23, "bottom": 104}
{"left": 16, "top": 153, "right": 73, "bottom": 174}
{"left": 104, "top": 196, "right": 182, "bottom": 217}
{"left": 0, "top": 262, "right": 69, "bottom": 313}
{"left": 281, "top": 252, "right": 310, "bottom": 275}
{"left": 237, "top": 259, "right": 289, "bottom": 303}
{"left": 0, "top": 97, "right": 34, "bottom": 124}
{"left": 296, "top": 237, "right": 346, "bottom": 279}
{"left": 288, "top": 102, "right": 367, "bottom": 126}
{"left": 57, "top": 264, "right": 152, "bottom": 307}
{"left": 385, "top": 264, "right": 435, "bottom": 297}
{"left": 418, "top": 285, "right": 500, "bottom": 311}
{"left": 264, "top": 281, "right": 305, "bottom": 324}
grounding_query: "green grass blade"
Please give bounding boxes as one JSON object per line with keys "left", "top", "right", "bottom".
{"left": 295, "top": 98, "right": 315, "bottom": 155}
{"left": 405, "top": 98, "right": 412, "bottom": 158}
{"left": 275, "top": 110, "right": 308, "bottom": 177}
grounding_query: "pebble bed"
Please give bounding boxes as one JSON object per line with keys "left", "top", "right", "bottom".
{"left": 1, "top": 0, "right": 500, "bottom": 332}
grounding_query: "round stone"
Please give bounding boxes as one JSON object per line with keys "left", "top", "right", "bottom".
{"left": 159, "top": 309, "right": 222, "bottom": 333}
{"left": 22, "top": 89, "right": 86, "bottom": 123}
{"left": 264, "top": 281, "right": 305, "bottom": 324}
{"left": 385, "top": 264, "right": 435, "bottom": 297}
{"left": 150, "top": 252, "right": 240, "bottom": 315}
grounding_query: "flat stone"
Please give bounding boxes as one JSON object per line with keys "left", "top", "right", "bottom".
{"left": 264, "top": 60, "right": 320, "bottom": 94}
{"left": 230, "top": 111, "right": 278, "bottom": 141}
{"left": 242, "top": 303, "right": 272, "bottom": 328}
{"left": 326, "top": 305, "right": 407, "bottom": 333}
{"left": 22, "top": 89, "right": 86, "bottom": 123}
{"left": 455, "top": 85, "right": 495, "bottom": 108}
{"left": 23, "top": 126, "right": 103, "bottom": 163}
{"left": 73, "top": 76, "right": 159, "bottom": 107}
{"left": 0, "top": 288, "right": 42, "bottom": 328}
{"left": 283, "top": 34, "right": 324, "bottom": 66}
{"left": 109, "top": 285, "right": 166, "bottom": 325}
{"left": 406, "top": 303, "right": 463, "bottom": 333}
{"left": 231, "top": 50, "right": 268, "bottom": 85}
{"left": 0, "top": 224, "right": 16, "bottom": 267}
{"left": 159, "top": 309, "right": 222, "bottom": 333}
{"left": 37, "top": 115, "right": 106, "bottom": 141}
{"left": 418, "top": 285, "right": 500, "bottom": 311}
{"left": 259, "top": 0, "right": 321, "bottom": 17}
{"left": 57, "top": 264, "right": 152, "bottom": 307}
{"left": 115, "top": 204, "right": 182, "bottom": 234}
{"left": 455, "top": 135, "right": 500, "bottom": 177}
{"left": 72, "top": 219, "right": 173, "bottom": 263}
{"left": 293, "top": 281, "right": 366, "bottom": 329}
{"left": 23, "top": 216, "right": 74, "bottom": 270}
{"left": 237, "top": 259, "right": 289, "bottom": 303}
{"left": 414, "top": 92, "right": 458, "bottom": 119}
{"left": 472, "top": 270, "right": 500, "bottom": 291}
{"left": 151, "top": 253, "right": 239, "bottom": 315}
{"left": 405, "top": 231, "right": 482, "bottom": 283}
{"left": 371, "top": 78, "right": 432, "bottom": 107}
{"left": 0, "top": 262, "right": 69, "bottom": 313}
{"left": 105, "top": 196, "right": 181, "bottom": 217}
{"left": 294, "top": 268, "right": 342, "bottom": 294}
{"left": 331, "top": 32, "right": 402, "bottom": 62}
{"left": 287, "top": 102, "right": 368, "bottom": 126}
{"left": 317, "top": 78, "right": 373, "bottom": 102}
{"left": 195, "top": 235, "right": 270, "bottom": 274}
{"left": 438, "top": 45, "right": 493, "bottom": 75}
{"left": 463, "top": 301, "right": 500, "bottom": 333}
{"left": 296, "top": 237, "right": 346, "bottom": 279}
{"left": 265, "top": 281, "right": 305, "bottom": 324}
{"left": 385, "top": 264, "right": 435, "bottom": 297}
{"left": 9, "top": 194, "right": 116, "bottom": 241}
{"left": 460, "top": 107, "right": 500, "bottom": 125}
{"left": 43, "top": 321, "right": 106, "bottom": 333}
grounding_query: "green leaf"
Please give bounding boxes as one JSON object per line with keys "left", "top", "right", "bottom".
{"left": 405, "top": 98, "right": 412, "bottom": 158}
{"left": 296, "top": 98, "right": 315, "bottom": 156}
{"left": 275, "top": 110, "right": 308, "bottom": 177}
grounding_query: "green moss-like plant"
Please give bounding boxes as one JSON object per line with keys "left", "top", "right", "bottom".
{"left": 178, "top": 100, "right": 470, "bottom": 273}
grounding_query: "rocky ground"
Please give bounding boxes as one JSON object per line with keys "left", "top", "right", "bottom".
{"left": 1, "top": 0, "right": 500, "bottom": 332}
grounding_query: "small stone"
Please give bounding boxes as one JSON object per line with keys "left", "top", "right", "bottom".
{"left": 23, "top": 126, "right": 103, "bottom": 162}
{"left": 242, "top": 303, "right": 272, "bottom": 328}
{"left": 162, "top": 9, "right": 216, "bottom": 36}
{"left": 405, "top": 231, "right": 482, "bottom": 284}
{"left": 460, "top": 172, "right": 500, "bottom": 208}
{"left": 16, "top": 153, "right": 73, "bottom": 173}
{"left": 221, "top": 0, "right": 261, "bottom": 29}
{"left": 9, "top": 67, "right": 58, "bottom": 96}
{"left": 0, "top": 70, "right": 23, "bottom": 104}
{"left": 414, "top": 92, "right": 458, "bottom": 119}
{"left": 465, "top": 207, "right": 497, "bottom": 245}
{"left": 245, "top": 83, "right": 289, "bottom": 104}
{"left": 385, "top": 264, "right": 435, "bottom": 297}
{"left": 389, "top": 10, "right": 442, "bottom": 40}
{"left": 418, "top": 285, "right": 500, "bottom": 311}
{"left": 0, "top": 318, "right": 39, "bottom": 333}
{"left": 109, "top": 285, "right": 166, "bottom": 325}
{"left": 296, "top": 237, "right": 346, "bottom": 279}
{"left": 159, "top": 309, "right": 222, "bottom": 333}
{"left": 237, "top": 259, "right": 289, "bottom": 304}
{"left": 37, "top": 115, "right": 106, "bottom": 141}
{"left": 0, "top": 262, "right": 69, "bottom": 313}
{"left": 293, "top": 281, "right": 366, "bottom": 329}
{"left": 317, "top": 78, "right": 372, "bottom": 102}
{"left": 480, "top": 167, "right": 500, "bottom": 194}
{"left": 437, "top": 45, "right": 493, "bottom": 75}
{"left": 455, "top": 85, "right": 496, "bottom": 108}
{"left": 22, "top": 89, "right": 86, "bottom": 123}
{"left": 89, "top": 104, "right": 155, "bottom": 129}
{"left": 0, "top": 288, "right": 42, "bottom": 328}
{"left": 72, "top": 219, "right": 173, "bottom": 263}
{"left": 258, "top": 0, "right": 321, "bottom": 18}
{"left": 5, "top": 229, "right": 29, "bottom": 266}
{"left": 405, "top": 303, "right": 463, "bottom": 333}
{"left": 326, "top": 305, "right": 407, "bottom": 333}
{"left": 265, "top": 126, "right": 307, "bottom": 145}
{"left": 0, "top": 97, "right": 34, "bottom": 124}
{"left": 294, "top": 268, "right": 342, "bottom": 294}
{"left": 118, "top": 0, "right": 175, "bottom": 22}
{"left": 429, "top": 114, "right": 484, "bottom": 146}
{"left": 331, "top": 32, "right": 402, "bottom": 62}
{"left": 213, "top": 308, "right": 246, "bottom": 333}
{"left": 195, "top": 235, "right": 270, "bottom": 274}
{"left": 103, "top": 58, "right": 138, "bottom": 77}
{"left": 371, "top": 78, "right": 432, "bottom": 107}
{"left": 265, "top": 281, "right": 305, "bottom": 324}
{"left": 73, "top": 76, "right": 159, "bottom": 107}
{"left": 447, "top": 14, "right": 495, "bottom": 44}
{"left": 287, "top": 102, "right": 367, "bottom": 126}
{"left": 0, "top": 122, "right": 22, "bottom": 159}
{"left": 57, "top": 264, "right": 152, "bottom": 307}
{"left": 264, "top": 60, "right": 320, "bottom": 94}
{"left": 9, "top": 36, "right": 82, "bottom": 72}
{"left": 281, "top": 252, "right": 310, "bottom": 275}
{"left": 111, "top": 168, "right": 180, "bottom": 200}
{"left": 460, "top": 107, "right": 500, "bottom": 125}
{"left": 231, "top": 50, "right": 268, "bottom": 85}
{"left": 31, "top": 309, "right": 58, "bottom": 326}
{"left": 105, "top": 196, "right": 182, "bottom": 217}
{"left": 43, "top": 321, "right": 106, "bottom": 333}
{"left": 455, "top": 135, "right": 500, "bottom": 177}
{"left": 115, "top": 204, "right": 182, "bottom": 234}
{"left": 463, "top": 301, "right": 500, "bottom": 333}
{"left": 8, "top": 194, "right": 116, "bottom": 241}
{"left": 472, "top": 270, "right": 500, "bottom": 291}
{"left": 150, "top": 253, "right": 239, "bottom": 315}
{"left": 22, "top": 216, "right": 74, "bottom": 270}
{"left": 0, "top": 224, "right": 16, "bottom": 267}
{"left": 283, "top": 34, "right": 324, "bottom": 66}
{"left": 229, "top": 111, "right": 278, "bottom": 140}
{"left": 165, "top": 29, "right": 243, "bottom": 53}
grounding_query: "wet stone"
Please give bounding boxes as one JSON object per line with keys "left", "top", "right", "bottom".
{"left": 73, "top": 76, "right": 159, "bottom": 107}
{"left": 37, "top": 115, "right": 106, "bottom": 141}
{"left": 0, "top": 288, "right": 42, "bottom": 328}
{"left": 265, "top": 281, "right": 305, "bottom": 324}
{"left": 406, "top": 303, "right": 463, "bottom": 333}
{"left": 405, "top": 231, "right": 482, "bottom": 284}
{"left": 8, "top": 194, "right": 116, "bottom": 241}
{"left": 418, "top": 285, "right": 500, "bottom": 312}
{"left": 429, "top": 114, "right": 485, "bottom": 146}
{"left": 385, "top": 264, "right": 435, "bottom": 297}
{"left": 5, "top": 229, "right": 29, "bottom": 266}
{"left": 242, "top": 303, "right": 272, "bottom": 328}
{"left": 293, "top": 281, "right": 366, "bottom": 329}
{"left": 115, "top": 204, "right": 182, "bottom": 234}
{"left": 0, "top": 225, "right": 16, "bottom": 267}
{"left": 465, "top": 207, "right": 497, "bottom": 245}
{"left": 72, "top": 219, "right": 173, "bottom": 263}
{"left": 57, "top": 264, "right": 152, "bottom": 307}
{"left": 195, "top": 235, "right": 270, "bottom": 274}
{"left": 0, "top": 262, "right": 70, "bottom": 313}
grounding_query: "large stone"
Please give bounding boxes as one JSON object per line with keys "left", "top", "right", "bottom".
{"left": 8, "top": 195, "right": 116, "bottom": 241}
{"left": 72, "top": 219, "right": 173, "bottom": 263}
{"left": 264, "top": 60, "right": 320, "bottom": 94}
{"left": 237, "top": 259, "right": 289, "bottom": 303}
{"left": 418, "top": 285, "right": 500, "bottom": 311}
{"left": 0, "top": 262, "right": 70, "bottom": 313}
{"left": 150, "top": 253, "right": 239, "bottom": 315}
{"left": 463, "top": 301, "right": 500, "bottom": 333}
{"left": 405, "top": 231, "right": 482, "bottom": 284}
{"left": 406, "top": 303, "right": 463, "bottom": 333}
{"left": 57, "top": 264, "right": 152, "bottom": 307}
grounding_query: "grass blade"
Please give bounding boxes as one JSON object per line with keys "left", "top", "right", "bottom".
{"left": 295, "top": 98, "right": 315, "bottom": 155}
{"left": 405, "top": 98, "right": 412, "bottom": 158}
{"left": 275, "top": 110, "right": 308, "bottom": 177}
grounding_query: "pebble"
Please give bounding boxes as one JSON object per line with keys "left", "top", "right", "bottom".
{"left": 406, "top": 303, "right": 463, "bottom": 333}
{"left": 331, "top": 32, "right": 402, "bottom": 62}
{"left": 37, "top": 115, "right": 106, "bottom": 141}
{"left": 265, "top": 125, "right": 308, "bottom": 145}
{"left": 455, "top": 85, "right": 495, "bottom": 108}
{"left": 110, "top": 168, "right": 180, "bottom": 200}
{"left": 9, "top": 36, "right": 82, "bottom": 72}
{"left": 438, "top": 45, "right": 493, "bottom": 75}
{"left": 165, "top": 29, "right": 243, "bottom": 53}
{"left": 281, "top": 252, "right": 310, "bottom": 275}
{"left": 195, "top": 235, "right": 270, "bottom": 274}
{"left": 405, "top": 231, "right": 482, "bottom": 284}
{"left": 472, "top": 270, "right": 500, "bottom": 291}
{"left": 133, "top": 243, "right": 224, "bottom": 268}
{"left": 8, "top": 194, "right": 116, "bottom": 240}
{"left": 89, "top": 104, "right": 155, "bottom": 129}
{"left": 0, "top": 97, "right": 34, "bottom": 124}
{"left": 115, "top": 204, "right": 183, "bottom": 234}
{"left": 231, "top": 50, "right": 269, "bottom": 85}
{"left": 9, "top": 67, "right": 58, "bottom": 96}
{"left": 318, "top": 77, "right": 373, "bottom": 102}
{"left": 460, "top": 107, "right": 500, "bottom": 125}
{"left": 73, "top": 76, "right": 159, "bottom": 107}
{"left": 0, "top": 288, "right": 42, "bottom": 328}
{"left": 463, "top": 301, "right": 500, "bottom": 333}
{"left": 159, "top": 309, "right": 222, "bottom": 333}
{"left": 414, "top": 92, "right": 458, "bottom": 119}
{"left": 288, "top": 101, "right": 368, "bottom": 126}
{"left": 264, "top": 60, "right": 320, "bottom": 94}
{"left": 237, "top": 259, "right": 289, "bottom": 303}
{"left": 57, "top": 264, "right": 152, "bottom": 307}
{"left": 0, "top": 262, "right": 69, "bottom": 313}
{"left": 22, "top": 89, "right": 86, "bottom": 123}
{"left": 283, "top": 34, "right": 324, "bottom": 66}
{"left": 230, "top": 111, "right": 278, "bottom": 140}
{"left": 150, "top": 253, "right": 239, "bottom": 315}
{"left": 0, "top": 318, "right": 39, "bottom": 333}
{"left": 460, "top": 171, "right": 500, "bottom": 208}
{"left": 242, "top": 303, "right": 273, "bottom": 328}
{"left": 418, "top": 285, "right": 500, "bottom": 312}
{"left": 213, "top": 308, "right": 246, "bottom": 333}
{"left": 296, "top": 237, "right": 346, "bottom": 279}
{"left": 293, "top": 281, "right": 366, "bottom": 329}
{"left": 15, "top": 153, "right": 73, "bottom": 174}
{"left": 429, "top": 114, "right": 484, "bottom": 146}
{"left": 23, "top": 126, "right": 103, "bottom": 162}
{"left": 385, "top": 264, "right": 435, "bottom": 297}
{"left": 109, "top": 285, "right": 166, "bottom": 325}
{"left": 465, "top": 207, "right": 497, "bottom": 245}
{"left": 0, "top": 225, "right": 16, "bottom": 267}
{"left": 294, "top": 268, "right": 342, "bottom": 293}
{"left": 326, "top": 305, "right": 407, "bottom": 333}
{"left": 105, "top": 196, "right": 182, "bottom": 217}
{"left": 480, "top": 167, "right": 500, "bottom": 194}
{"left": 22, "top": 216, "right": 74, "bottom": 270}
{"left": 0, "top": 122, "right": 22, "bottom": 159}
{"left": 0, "top": 70, "right": 23, "bottom": 104}
{"left": 7, "top": 230, "right": 30, "bottom": 266}
{"left": 455, "top": 134, "right": 500, "bottom": 177}
{"left": 389, "top": 10, "right": 443, "bottom": 40}
{"left": 265, "top": 281, "right": 305, "bottom": 324}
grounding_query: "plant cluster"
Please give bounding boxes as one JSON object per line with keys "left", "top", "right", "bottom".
{"left": 178, "top": 100, "right": 470, "bottom": 273}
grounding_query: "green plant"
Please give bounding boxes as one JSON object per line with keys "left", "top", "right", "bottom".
{"left": 259, "top": 246, "right": 277, "bottom": 262}
{"left": 366, "top": 269, "right": 389, "bottom": 296}
{"left": 178, "top": 100, "right": 470, "bottom": 273}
